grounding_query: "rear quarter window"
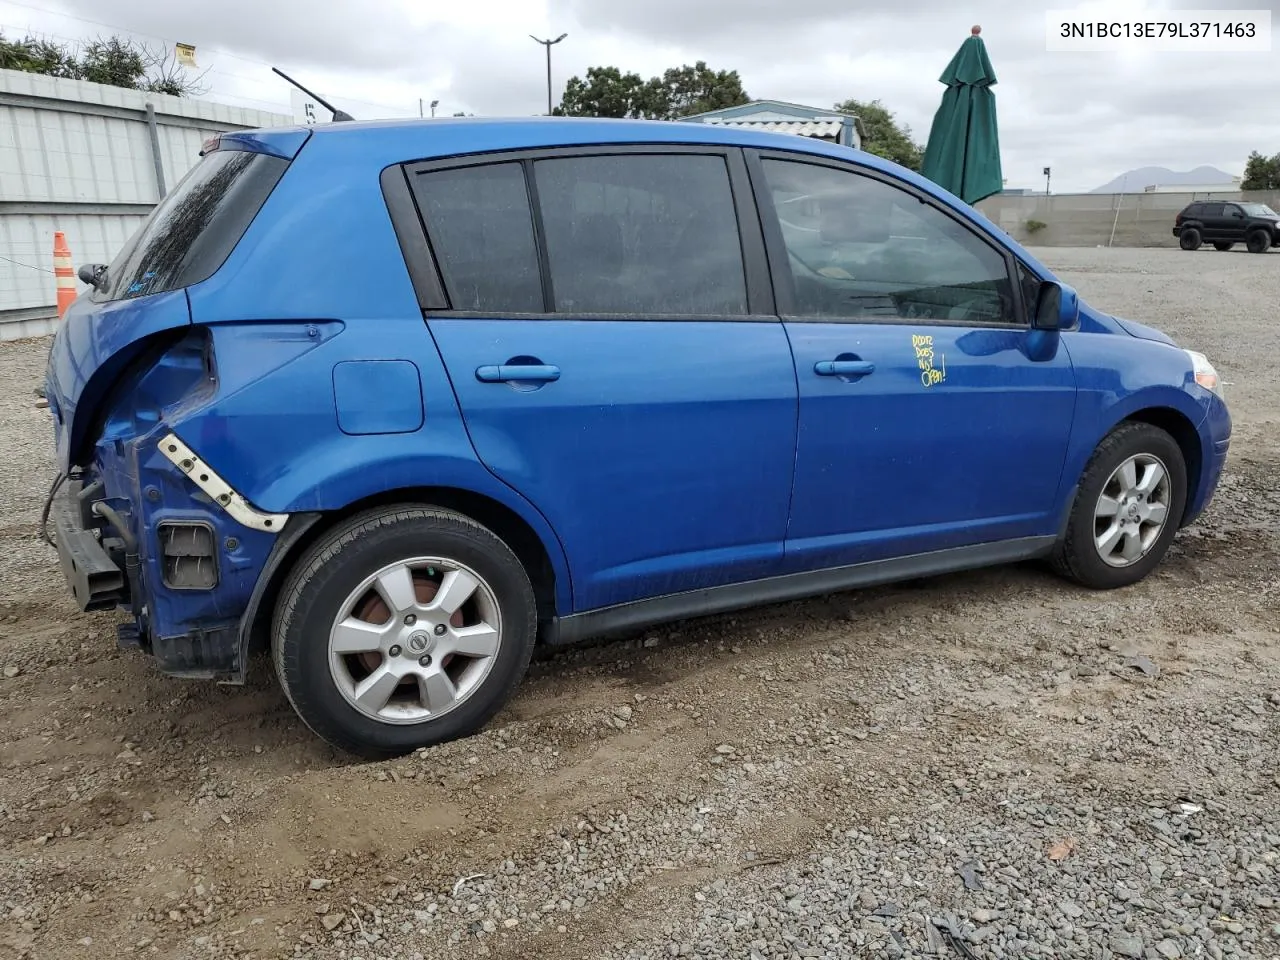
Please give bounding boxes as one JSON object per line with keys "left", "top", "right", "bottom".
{"left": 98, "top": 148, "right": 289, "bottom": 302}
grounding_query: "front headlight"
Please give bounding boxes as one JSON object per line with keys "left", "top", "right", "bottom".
{"left": 1185, "top": 350, "right": 1224, "bottom": 400}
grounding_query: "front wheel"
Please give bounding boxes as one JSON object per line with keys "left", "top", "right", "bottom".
{"left": 272, "top": 506, "right": 537, "bottom": 759}
{"left": 1051, "top": 422, "right": 1187, "bottom": 589}
{"left": 1246, "top": 229, "right": 1271, "bottom": 254}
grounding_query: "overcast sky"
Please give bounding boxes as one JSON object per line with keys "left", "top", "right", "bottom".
{"left": 2, "top": 0, "right": 1277, "bottom": 192}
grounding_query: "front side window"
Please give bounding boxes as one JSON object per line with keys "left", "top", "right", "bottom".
{"left": 410, "top": 162, "right": 544, "bottom": 312}
{"left": 1018, "top": 261, "right": 1042, "bottom": 321}
{"left": 532, "top": 154, "right": 749, "bottom": 316}
{"left": 760, "top": 158, "right": 1017, "bottom": 325}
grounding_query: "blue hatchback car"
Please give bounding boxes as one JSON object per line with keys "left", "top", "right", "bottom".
{"left": 43, "top": 117, "right": 1231, "bottom": 758}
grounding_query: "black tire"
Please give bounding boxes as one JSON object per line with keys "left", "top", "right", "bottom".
{"left": 1213, "top": 241, "right": 1234, "bottom": 251}
{"left": 271, "top": 505, "right": 537, "bottom": 759}
{"left": 1050, "top": 422, "right": 1187, "bottom": 590}
{"left": 1246, "top": 229, "right": 1271, "bottom": 254}
{"left": 1178, "top": 227, "right": 1202, "bottom": 251}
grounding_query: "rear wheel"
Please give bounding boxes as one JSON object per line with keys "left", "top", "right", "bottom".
{"left": 1246, "top": 229, "right": 1271, "bottom": 254}
{"left": 1051, "top": 422, "right": 1187, "bottom": 590}
{"left": 1213, "top": 241, "right": 1234, "bottom": 251}
{"left": 1178, "top": 227, "right": 1202, "bottom": 251}
{"left": 272, "top": 506, "right": 537, "bottom": 759}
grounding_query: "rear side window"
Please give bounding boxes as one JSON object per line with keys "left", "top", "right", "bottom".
{"left": 408, "top": 151, "right": 749, "bottom": 317}
{"left": 1184, "top": 204, "right": 1203, "bottom": 218}
{"left": 1201, "top": 203, "right": 1225, "bottom": 217}
{"left": 532, "top": 154, "right": 748, "bottom": 316}
{"left": 409, "top": 162, "right": 544, "bottom": 312}
{"left": 100, "top": 148, "right": 288, "bottom": 302}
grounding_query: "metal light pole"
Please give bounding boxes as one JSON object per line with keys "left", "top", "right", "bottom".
{"left": 530, "top": 33, "right": 567, "bottom": 115}
{"left": 1043, "top": 166, "right": 1052, "bottom": 196}
{"left": 430, "top": 99, "right": 439, "bottom": 118}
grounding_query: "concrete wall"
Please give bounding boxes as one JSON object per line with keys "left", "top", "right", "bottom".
{"left": 975, "top": 190, "right": 1280, "bottom": 249}
{"left": 0, "top": 68, "right": 290, "bottom": 340}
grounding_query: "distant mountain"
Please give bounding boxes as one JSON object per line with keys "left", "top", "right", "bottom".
{"left": 1091, "top": 166, "right": 1235, "bottom": 193}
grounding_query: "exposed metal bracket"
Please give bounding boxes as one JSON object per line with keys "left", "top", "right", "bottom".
{"left": 157, "top": 433, "right": 289, "bottom": 534}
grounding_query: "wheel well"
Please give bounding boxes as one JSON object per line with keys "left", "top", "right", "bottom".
{"left": 246, "top": 487, "right": 561, "bottom": 657}
{"left": 1121, "top": 407, "right": 1202, "bottom": 523}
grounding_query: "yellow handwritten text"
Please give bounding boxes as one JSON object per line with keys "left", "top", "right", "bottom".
{"left": 912, "top": 334, "right": 946, "bottom": 388}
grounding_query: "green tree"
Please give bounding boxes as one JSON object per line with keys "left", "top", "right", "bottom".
{"left": 647, "top": 61, "right": 750, "bottom": 119}
{"left": 0, "top": 30, "right": 207, "bottom": 97}
{"left": 0, "top": 33, "right": 79, "bottom": 77}
{"left": 834, "top": 98, "right": 923, "bottom": 171}
{"left": 77, "top": 36, "right": 146, "bottom": 88}
{"left": 557, "top": 61, "right": 749, "bottom": 121}
{"left": 1241, "top": 150, "right": 1280, "bottom": 191}
{"left": 557, "top": 65, "right": 652, "bottom": 118}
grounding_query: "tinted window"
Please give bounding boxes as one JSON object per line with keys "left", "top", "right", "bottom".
{"left": 532, "top": 154, "right": 748, "bottom": 316}
{"left": 412, "top": 163, "right": 544, "bottom": 312}
{"left": 761, "top": 159, "right": 1016, "bottom": 324}
{"left": 1184, "top": 204, "right": 1203, "bottom": 218}
{"left": 1201, "top": 203, "right": 1225, "bottom": 217}
{"left": 100, "top": 148, "right": 288, "bottom": 302}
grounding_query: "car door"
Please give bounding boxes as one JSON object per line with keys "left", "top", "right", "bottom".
{"left": 1221, "top": 203, "right": 1247, "bottom": 240}
{"left": 746, "top": 150, "right": 1078, "bottom": 572}
{"left": 1199, "top": 203, "right": 1226, "bottom": 241}
{"left": 402, "top": 146, "right": 798, "bottom": 612}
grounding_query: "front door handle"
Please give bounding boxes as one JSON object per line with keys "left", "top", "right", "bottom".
{"left": 814, "top": 359, "right": 875, "bottom": 377}
{"left": 475, "top": 364, "right": 561, "bottom": 383}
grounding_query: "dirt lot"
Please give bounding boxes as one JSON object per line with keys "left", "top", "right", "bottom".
{"left": 0, "top": 246, "right": 1277, "bottom": 960}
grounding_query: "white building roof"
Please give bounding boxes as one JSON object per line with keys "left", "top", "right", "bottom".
{"left": 699, "top": 118, "right": 845, "bottom": 138}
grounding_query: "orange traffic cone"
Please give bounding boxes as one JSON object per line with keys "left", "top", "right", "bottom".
{"left": 54, "top": 231, "right": 76, "bottom": 319}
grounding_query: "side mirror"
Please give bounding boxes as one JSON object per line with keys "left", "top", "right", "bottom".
{"left": 1033, "top": 281, "right": 1061, "bottom": 331}
{"left": 1032, "top": 280, "right": 1080, "bottom": 331}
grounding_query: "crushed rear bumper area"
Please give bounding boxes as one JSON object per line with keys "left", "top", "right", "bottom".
{"left": 52, "top": 481, "right": 128, "bottom": 612}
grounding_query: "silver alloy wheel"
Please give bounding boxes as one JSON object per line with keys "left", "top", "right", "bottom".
{"left": 1093, "top": 453, "right": 1172, "bottom": 568}
{"left": 328, "top": 556, "right": 503, "bottom": 725}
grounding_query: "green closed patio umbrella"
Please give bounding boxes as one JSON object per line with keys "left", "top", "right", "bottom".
{"left": 920, "top": 25, "right": 1003, "bottom": 206}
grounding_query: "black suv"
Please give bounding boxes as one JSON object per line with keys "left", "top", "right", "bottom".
{"left": 1174, "top": 200, "right": 1280, "bottom": 253}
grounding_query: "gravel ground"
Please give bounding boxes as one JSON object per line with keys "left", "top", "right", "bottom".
{"left": 0, "top": 245, "right": 1277, "bottom": 960}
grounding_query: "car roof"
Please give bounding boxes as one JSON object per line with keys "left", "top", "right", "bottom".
{"left": 253, "top": 114, "right": 920, "bottom": 181}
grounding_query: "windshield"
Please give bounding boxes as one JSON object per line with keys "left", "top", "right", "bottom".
{"left": 97, "top": 148, "right": 289, "bottom": 302}
{"left": 1240, "top": 202, "right": 1278, "bottom": 218}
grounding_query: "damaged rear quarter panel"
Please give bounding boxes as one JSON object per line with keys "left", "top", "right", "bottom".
{"left": 161, "top": 317, "right": 574, "bottom": 616}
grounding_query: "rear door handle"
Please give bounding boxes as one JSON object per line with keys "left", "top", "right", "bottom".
{"left": 814, "top": 360, "right": 876, "bottom": 377}
{"left": 475, "top": 364, "right": 561, "bottom": 383}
